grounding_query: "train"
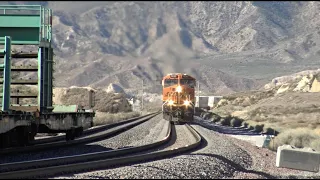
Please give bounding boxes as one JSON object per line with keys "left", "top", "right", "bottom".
{"left": 162, "top": 73, "right": 196, "bottom": 124}
{"left": 0, "top": 5, "right": 95, "bottom": 149}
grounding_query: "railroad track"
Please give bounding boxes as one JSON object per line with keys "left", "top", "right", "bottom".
{"left": 0, "top": 112, "right": 160, "bottom": 156}
{"left": 0, "top": 123, "right": 202, "bottom": 179}
{"left": 32, "top": 112, "right": 159, "bottom": 145}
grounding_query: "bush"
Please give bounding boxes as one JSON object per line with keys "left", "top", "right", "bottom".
{"left": 269, "top": 128, "right": 320, "bottom": 151}
{"left": 253, "top": 124, "right": 264, "bottom": 132}
{"left": 263, "top": 126, "right": 279, "bottom": 135}
{"left": 220, "top": 117, "right": 231, "bottom": 126}
{"left": 241, "top": 121, "right": 249, "bottom": 128}
{"left": 200, "top": 112, "right": 206, "bottom": 118}
{"left": 230, "top": 117, "right": 243, "bottom": 127}
{"left": 248, "top": 125, "right": 254, "bottom": 130}
{"left": 203, "top": 112, "right": 213, "bottom": 120}
{"left": 210, "top": 113, "right": 221, "bottom": 123}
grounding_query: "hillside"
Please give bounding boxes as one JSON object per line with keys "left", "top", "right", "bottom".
{"left": 208, "top": 69, "right": 320, "bottom": 150}
{"left": 213, "top": 70, "right": 320, "bottom": 132}
{"left": 1, "top": 1, "right": 320, "bottom": 95}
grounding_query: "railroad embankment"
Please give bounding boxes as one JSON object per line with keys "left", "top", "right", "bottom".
{"left": 204, "top": 70, "right": 320, "bottom": 151}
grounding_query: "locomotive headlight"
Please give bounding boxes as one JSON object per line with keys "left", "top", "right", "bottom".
{"left": 168, "top": 100, "right": 174, "bottom": 106}
{"left": 176, "top": 86, "right": 182, "bottom": 93}
{"left": 183, "top": 100, "right": 190, "bottom": 106}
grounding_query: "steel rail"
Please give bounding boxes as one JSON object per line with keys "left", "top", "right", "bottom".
{"left": 0, "top": 112, "right": 160, "bottom": 156}
{"left": 0, "top": 120, "right": 171, "bottom": 173}
{"left": 0, "top": 123, "right": 202, "bottom": 179}
{"left": 32, "top": 112, "right": 159, "bottom": 145}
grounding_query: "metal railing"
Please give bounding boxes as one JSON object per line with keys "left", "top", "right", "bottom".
{"left": 0, "top": 5, "right": 52, "bottom": 43}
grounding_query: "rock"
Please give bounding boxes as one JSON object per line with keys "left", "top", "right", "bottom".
{"left": 276, "top": 83, "right": 290, "bottom": 94}
{"left": 106, "top": 83, "right": 125, "bottom": 94}
{"left": 310, "top": 74, "right": 320, "bottom": 92}
{"left": 293, "top": 74, "right": 313, "bottom": 92}
{"left": 216, "top": 99, "right": 228, "bottom": 108}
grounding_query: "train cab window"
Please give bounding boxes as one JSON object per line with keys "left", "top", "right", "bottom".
{"left": 180, "top": 79, "right": 196, "bottom": 88}
{"left": 164, "top": 79, "right": 178, "bottom": 87}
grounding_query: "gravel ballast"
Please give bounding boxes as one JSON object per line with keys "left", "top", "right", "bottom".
{"left": 195, "top": 118, "right": 320, "bottom": 179}
{"left": 52, "top": 121, "right": 254, "bottom": 179}
{"left": 0, "top": 115, "right": 165, "bottom": 164}
{"left": 52, "top": 117, "right": 320, "bottom": 179}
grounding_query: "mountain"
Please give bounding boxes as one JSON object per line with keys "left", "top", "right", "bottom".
{"left": 2, "top": 1, "right": 320, "bottom": 95}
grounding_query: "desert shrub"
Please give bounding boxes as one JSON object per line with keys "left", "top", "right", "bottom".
{"left": 310, "top": 140, "right": 320, "bottom": 151}
{"left": 253, "top": 124, "right": 264, "bottom": 132}
{"left": 248, "top": 125, "right": 254, "bottom": 130}
{"left": 220, "top": 117, "right": 231, "bottom": 126}
{"left": 230, "top": 117, "right": 243, "bottom": 127}
{"left": 269, "top": 128, "right": 320, "bottom": 151}
{"left": 262, "top": 126, "right": 279, "bottom": 135}
{"left": 210, "top": 113, "right": 221, "bottom": 123}
{"left": 263, "top": 127, "right": 275, "bottom": 135}
{"left": 241, "top": 121, "right": 249, "bottom": 128}
{"left": 217, "top": 118, "right": 224, "bottom": 125}
{"left": 203, "top": 112, "right": 213, "bottom": 120}
{"left": 200, "top": 112, "right": 206, "bottom": 118}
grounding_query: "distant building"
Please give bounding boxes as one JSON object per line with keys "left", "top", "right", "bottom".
{"left": 195, "top": 95, "right": 223, "bottom": 109}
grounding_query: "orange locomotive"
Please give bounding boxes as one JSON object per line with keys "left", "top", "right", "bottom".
{"left": 161, "top": 73, "right": 196, "bottom": 124}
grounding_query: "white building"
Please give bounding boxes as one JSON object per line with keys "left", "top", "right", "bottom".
{"left": 195, "top": 96, "right": 223, "bottom": 109}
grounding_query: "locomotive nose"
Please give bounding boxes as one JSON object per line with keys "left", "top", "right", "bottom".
{"left": 176, "top": 86, "right": 182, "bottom": 93}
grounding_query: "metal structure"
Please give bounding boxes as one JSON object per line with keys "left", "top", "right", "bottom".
{"left": 0, "top": 5, "right": 95, "bottom": 148}
{"left": 0, "top": 5, "right": 53, "bottom": 112}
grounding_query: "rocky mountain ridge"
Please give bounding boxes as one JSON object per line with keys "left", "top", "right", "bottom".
{"left": 1, "top": 1, "right": 320, "bottom": 95}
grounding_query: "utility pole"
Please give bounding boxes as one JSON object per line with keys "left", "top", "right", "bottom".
{"left": 197, "top": 81, "right": 200, "bottom": 107}
{"left": 141, "top": 79, "right": 144, "bottom": 113}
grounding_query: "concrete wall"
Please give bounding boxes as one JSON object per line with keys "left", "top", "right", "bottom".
{"left": 276, "top": 145, "right": 320, "bottom": 172}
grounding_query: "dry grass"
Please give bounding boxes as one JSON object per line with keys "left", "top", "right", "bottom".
{"left": 246, "top": 111, "right": 320, "bottom": 133}
{"left": 210, "top": 74, "right": 320, "bottom": 150}
{"left": 93, "top": 111, "right": 140, "bottom": 126}
{"left": 220, "top": 90, "right": 276, "bottom": 107}
{"left": 269, "top": 128, "right": 320, "bottom": 151}
{"left": 214, "top": 91, "right": 320, "bottom": 131}
{"left": 143, "top": 100, "right": 162, "bottom": 113}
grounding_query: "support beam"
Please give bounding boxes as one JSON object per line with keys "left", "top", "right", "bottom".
{"left": 0, "top": 5, "right": 53, "bottom": 113}
{"left": 0, "top": 95, "right": 38, "bottom": 98}
{"left": 38, "top": 46, "right": 54, "bottom": 112}
{"left": 0, "top": 80, "right": 38, "bottom": 85}
{"left": 0, "top": 52, "right": 38, "bottom": 58}
{"left": 1, "top": 36, "right": 11, "bottom": 111}
{"left": 0, "top": 66, "right": 38, "bottom": 71}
